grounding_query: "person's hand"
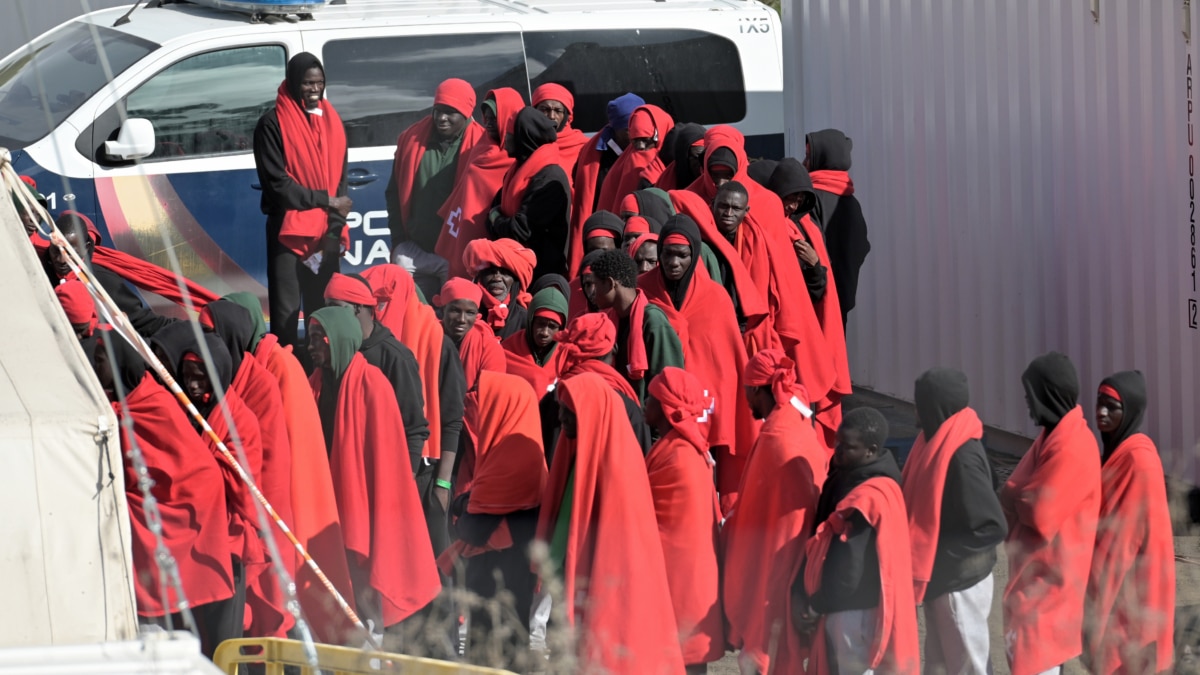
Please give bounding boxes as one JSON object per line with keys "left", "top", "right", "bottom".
{"left": 329, "top": 195, "right": 353, "bottom": 218}
{"left": 792, "top": 600, "right": 820, "bottom": 635}
{"left": 793, "top": 239, "right": 819, "bottom": 267}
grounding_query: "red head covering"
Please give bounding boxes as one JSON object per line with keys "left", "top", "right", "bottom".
{"left": 323, "top": 273, "right": 375, "bottom": 306}
{"left": 462, "top": 238, "right": 537, "bottom": 303}
{"left": 433, "top": 278, "right": 482, "bottom": 307}
{"left": 619, "top": 193, "right": 640, "bottom": 216}
{"left": 552, "top": 313, "right": 638, "bottom": 401}
{"left": 60, "top": 210, "right": 102, "bottom": 245}
{"left": 55, "top": 279, "right": 97, "bottom": 333}
{"left": 1097, "top": 384, "right": 1121, "bottom": 401}
{"left": 532, "top": 83, "right": 575, "bottom": 123}
{"left": 624, "top": 215, "right": 651, "bottom": 237}
{"left": 629, "top": 233, "right": 659, "bottom": 260}
{"left": 744, "top": 348, "right": 809, "bottom": 411}
{"left": 648, "top": 367, "right": 714, "bottom": 459}
{"left": 362, "top": 264, "right": 414, "bottom": 334}
{"left": 661, "top": 232, "right": 689, "bottom": 247}
{"left": 434, "top": 78, "right": 476, "bottom": 117}
{"left": 628, "top": 108, "right": 659, "bottom": 142}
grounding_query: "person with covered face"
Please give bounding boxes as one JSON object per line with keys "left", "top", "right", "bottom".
{"left": 55, "top": 278, "right": 98, "bottom": 340}
{"left": 655, "top": 123, "right": 707, "bottom": 191}
{"left": 1084, "top": 371, "right": 1175, "bottom": 675}
{"left": 1001, "top": 352, "right": 1101, "bottom": 675}
{"left": 598, "top": 105, "right": 675, "bottom": 213}
{"left": 487, "top": 106, "right": 571, "bottom": 278}
{"left": 532, "top": 83, "right": 588, "bottom": 174}
{"left": 307, "top": 306, "right": 441, "bottom": 640}
{"left": 434, "top": 88, "right": 525, "bottom": 281}
{"left": 388, "top": 79, "right": 484, "bottom": 299}
{"left": 501, "top": 287, "right": 568, "bottom": 397}
{"left": 805, "top": 129, "right": 871, "bottom": 327}
{"left": 461, "top": 237, "right": 537, "bottom": 340}
{"left": 254, "top": 52, "right": 350, "bottom": 355}
{"left": 566, "top": 248, "right": 605, "bottom": 322}
{"left": 901, "top": 368, "right": 1006, "bottom": 675}
{"left": 433, "top": 278, "right": 506, "bottom": 392}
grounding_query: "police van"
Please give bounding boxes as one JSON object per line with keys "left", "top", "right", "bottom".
{"left": 0, "top": 0, "right": 783, "bottom": 298}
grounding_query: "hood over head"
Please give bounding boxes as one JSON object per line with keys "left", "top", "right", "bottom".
{"left": 199, "top": 299, "right": 256, "bottom": 376}
{"left": 507, "top": 106, "right": 558, "bottom": 161}
{"left": 1021, "top": 351, "right": 1080, "bottom": 427}
{"left": 746, "top": 159, "right": 778, "bottom": 188}
{"left": 532, "top": 83, "right": 575, "bottom": 125}
{"left": 1098, "top": 370, "right": 1147, "bottom": 459}
{"left": 221, "top": 292, "right": 267, "bottom": 353}
{"left": 805, "top": 128, "right": 853, "bottom": 171}
{"left": 767, "top": 157, "right": 816, "bottom": 203}
{"left": 183, "top": 333, "right": 235, "bottom": 395}
{"left": 670, "top": 123, "right": 707, "bottom": 188}
{"left": 913, "top": 367, "right": 970, "bottom": 439}
{"left": 658, "top": 214, "right": 703, "bottom": 309}
{"left": 285, "top": 52, "right": 324, "bottom": 104}
{"left": 310, "top": 306, "right": 363, "bottom": 381}
{"left": 529, "top": 274, "right": 571, "bottom": 302}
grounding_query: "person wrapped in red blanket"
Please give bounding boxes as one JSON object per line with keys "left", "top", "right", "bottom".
{"left": 531, "top": 83, "right": 588, "bottom": 174}
{"left": 433, "top": 278, "right": 505, "bottom": 392}
{"left": 501, "top": 287, "right": 567, "bottom": 398}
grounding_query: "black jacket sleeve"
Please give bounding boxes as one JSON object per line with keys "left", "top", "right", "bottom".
{"left": 389, "top": 343, "right": 430, "bottom": 466}
{"left": 802, "top": 261, "right": 828, "bottom": 302}
{"left": 927, "top": 439, "right": 1008, "bottom": 597}
{"left": 438, "top": 334, "right": 466, "bottom": 459}
{"left": 93, "top": 265, "right": 178, "bottom": 338}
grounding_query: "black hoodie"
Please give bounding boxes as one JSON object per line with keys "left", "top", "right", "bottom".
{"left": 1021, "top": 351, "right": 1080, "bottom": 429}
{"left": 913, "top": 367, "right": 1007, "bottom": 599}
{"left": 1098, "top": 370, "right": 1147, "bottom": 462}
{"left": 668, "top": 123, "right": 707, "bottom": 190}
{"left": 806, "top": 129, "right": 870, "bottom": 324}
{"left": 768, "top": 157, "right": 828, "bottom": 302}
{"left": 489, "top": 106, "right": 572, "bottom": 278}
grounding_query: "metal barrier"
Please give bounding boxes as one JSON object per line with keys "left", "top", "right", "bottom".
{"left": 212, "top": 638, "right": 517, "bottom": 675}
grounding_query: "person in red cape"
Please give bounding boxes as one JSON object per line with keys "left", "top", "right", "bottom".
{"left": 55, "top": 278, "right": 97, "bottom": 339}
{"left": 642, "top": 368, "right": 724, "bottom": 671}
{"left": 901, "top": 368, "right": 1006, "bottom": 674}
{"left": 805, "top": 129, "right": 870, "bottom": 327}
{"left": 532, "top": 83, "right": 588, "bottom": 173}
{"left": 722, "top": 349, "right": 827, "bottom": 675}
{"left": 629, "top": 232, "right": 659, "bottom": 274}
{"left": 597, "top": 104, "right": 675, "bottom": 213}
{"left": 501, "top": 287, "right": 567, "bottom": 398}
{"left": 796, "top": 407, "right": 918, "bottom": 675}
{"left": 253, "top": 52, "right": 350, "bottom": 356}
{"left": 441, "top": 371, "right": 547, "bottom": 669}
{"left": 434, "top": 278, "right": 505, "bottom": 391}
{"left": 388, "top": 78, "right": 484, "bottom": 299}
{"left": 1001, "top": 352, "right": 1101, "bottom": 675}
{"left": 1085, "top": 371, "right": 1175, "bottom": 675}
{"left": 219, "top": 292, "right": 355, "bottom": 643}
{"left": 487, "top": 106, "right": 571, "bottom": 278}
{"left": 461, "top": 237, "right": 537, "bottom": 340}
{"left": 568, "top": 92, "right": 645, "bottom": 278}
{"left": 535, "top": 372, "right": 686, "bottom": 674}
{"left": 91, "top": 331, "right": 236, "bottom": 658}
{"left": 656, "top": 123, "right": 707, "bottom": 191}
{"left": 435, "top": 87, "right": 525, "bottom": 280}
{"left": 308, "top": 306, "right": 441, "bottom": 638}
{"left": 200, "top": 300, "right": 298, "bottom": 638}
{"left": 640, "top": 214, "right": 757, "bottom": 514}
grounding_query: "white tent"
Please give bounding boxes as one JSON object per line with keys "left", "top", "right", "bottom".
{"left": 0, "top": 189, "right": 137, "bottom": 645}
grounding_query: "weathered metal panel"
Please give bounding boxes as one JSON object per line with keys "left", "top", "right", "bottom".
{"left": 787, "top": 0, "right": 1200, "bottom": 480}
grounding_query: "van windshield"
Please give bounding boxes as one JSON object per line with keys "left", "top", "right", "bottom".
{"left": 0, "top": 22, "right": 156, "bottom": 149}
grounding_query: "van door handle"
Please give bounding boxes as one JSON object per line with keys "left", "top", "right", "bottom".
{"left": 251, "top": 182, "right": 262, "bottom": 190}
{"left": 347, "top": 168, "right": 378, "bottom": 186}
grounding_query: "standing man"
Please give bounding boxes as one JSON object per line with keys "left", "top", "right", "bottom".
{"left": 805, "top": 129, "right": 871, "bottom": 327}
{"left": 254, "top": 52, "right": 351, "bottom": 357}
{"left": 532, "top": 83, "right": 588, "bottom": 175}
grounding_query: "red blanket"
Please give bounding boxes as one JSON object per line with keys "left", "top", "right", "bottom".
{"left": 597, "top": 105, "right": 673, "bottom": 214}
{"left": 1001, "top": 405, "right": 1101, "bottom": 675}
{"left": 555, "top": 127, "right": 587, "bottom": 175}
{"left": 899, "top": 406, "right": 983, "bottom": 603}
{"left": 314, "top": 353, "right": 441, "bottom": 626}
{"left": 116, "top": 374, "right": 234, "bottom": 616}
{"left": 93, "top": 246, "right": 219, "bottom": 307}
{"left": 723, "top": 401, "right": 827, "bottom": 674}
{"left": 501, "top": 329, "right": 557, "bottom": 398}
{"left": 391, "top": 116, "right": 483, "bottom": 231}
{"left": 810, "top": 170, "right": 854, "bottom": 196}
{"left": 605, "top": 289, "right": 651, "bottom": 382}
{"left": 500, "top": 142, "right": 562, "bottom": 217}
{"left": 1085, "top": 433, "right": 1175, "bottom": 675}
{"left": 273, "top": 82, "right": 347, "bottom": 258}
{"left": 459, "top": 320, "right": 506, "bottom": 391}
{"left": 567, "top": 134, "right": 607, "bottom": 278}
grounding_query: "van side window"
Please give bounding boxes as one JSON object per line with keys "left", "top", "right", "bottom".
{"left": 524, "top": 29, "right": 746, "bottom": 132}
{"left": 323, "top": 33, "right": 528, "bottom": 149}
{"left": 124, "top": 45, "right": 286, "bottom": 161}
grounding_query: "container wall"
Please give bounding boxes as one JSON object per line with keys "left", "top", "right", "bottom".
{"left": 787, "top": 0, "right": 1200, "bottom": 481}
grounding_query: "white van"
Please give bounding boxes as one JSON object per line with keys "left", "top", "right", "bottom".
{"left": 0, "top": 0, "right": 783, "bottom": 295}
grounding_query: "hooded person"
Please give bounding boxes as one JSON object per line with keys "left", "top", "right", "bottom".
{"left": 307, "top": 306, "right": 441, "bottom": 636}
{"left": 435, "top": 88, "right": 525, "bottom": 281}
{"left": 433, "top": 278, "right": 506, "bottom": 392}
{"left": 253, "top": 52, "right": 350, "bottom": 356}
{"left": 323, "top": 273, "right": 430, "bottom": 469}
{"left": 91, "top": 330, "right": 237, "bottom": 657}
{"left": 501, "top": 287, "right": 568, "bottom": 397}
{"left": 487, "top": 106, "right": 572, "bottom": 278}
{"left": 220, "top": 292, "right": 354, "bottom": 642}
{"left": 528, "top": 273, "right": 570, "bottom": 302}
{"left": 387, "top": 78, "right": 485, "bottom": 299}
{"left": 581, "top": 210, "right": 625, "bottom": 256}
{"left": 805, "top": 129, "right": 871, "bottom": 326}
{"left": 639, "top": 214, "right": 758, "bottom": 513}
{"left": 567, "top": 249, "right": 604, "bottom": 322}
{"left": 746, "top": 159, "right": 778, "bottom": 188}
{"left": 532, "top": 83, "right": 588, "bottom": 174}
{"left": 1001, "top": 352, "right": 1101, "bottom": 675}
{"left": 568, "top": 92, "right": 646, "bottom": 277}
{"left": 656, "top": 123, "right": 707, "bottom": 191}
{"left": 597, "top": 104, "right": 675, "bottom": 213}
{"left": 534, "top": 372, "right": 686, "bottom": 674}
{"left": 642, "top": 368, "right": 724, "bottom": 669}
{"left": 901, "top": 368, "right": 1007, "bottom": 674}
{"left": 797, "top": 407, "right": 919, "bottom": 675}
{"left": 722, "top": 349, "right": 829, "bottom": 675}
{"left": 1084, "top": 371, "right": 1175, "bottom": 675}
{"left": 619, "top": 186, "right": 676, "bottom": 224}
{"left": 55, "top": 278, "right": 98, "bottom": 339}
{"left": 461, "top": 237, "right": 537, "bottom": 339}
{"left": 439, "top": 371, "right": 547, "bottom": 668}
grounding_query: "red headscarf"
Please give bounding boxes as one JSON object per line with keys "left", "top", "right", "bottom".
{"left": 55, "top": 279, "right": 97, "bottom": 334}
{"left": 434, "top": 78, "right": 476, "bottom": 117}
{"left": 323, "top": 272, "right": 375, "bottom": 306}
{"left": 598, "top": 105, "right": 675, "bottom": 213}
{"left": 552, "top": 313, "right": 638, "bottom": 401}
{"left": 744, "top": 348, "right": 810, "bottom": 412}
{"left": 647, "top": 367, "right": 713, "bottom": 458}
{"left": 433, "top": 277, "right": 483, "bottom": 307}
{"left": 628, "top": 232, "right": 659, "bottom": 261}
{"left": 462, "top": 238, "right": 536, "bottom": 332}
{"left": 532, "top": 83, "right": 588, "bottom": 173}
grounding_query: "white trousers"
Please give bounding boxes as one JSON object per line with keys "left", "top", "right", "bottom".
{"left": 923, "top": 573, "right": 995, "bottom": 675}
{"left": 825, "top": 607, "right": 879, "bottom": 675}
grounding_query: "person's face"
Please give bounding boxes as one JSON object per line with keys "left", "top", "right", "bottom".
{"left": 584, "top": 235, "right": 617, "bottom": 255}
{"left": 834, "top": 427, "right": 876, "bottom": 469}
{"left": 433, "top": 104, "right": 469, "bottom": 140}
{"left": 782, "top": 192, "right": 812, "bottom": 218}
{"left": 1096, "top": 394, "right": 1124, "bottom": 434}
{"left": 591, "top": 276, "right": 617, "bottom": 309}
{"left": 709, "top": 166, "right": 735, "bottom": 187}
{"left": 713, "top": 191, "right": 749, "bottom": 238}
{"left": 530, "top": 315, "right": 562, "bottom": 351}
{"left": 581, "top": 271, "right": 598, "bottom": 305}
{"left": 52, "top": 229, "right": 91, "bottom": 278}
{"left": 181, "top": 358, "right": 213, "bottom": 408}
{"left": 442, "top": 299, "right": 479, "bottom": 341}
{"left": 307, "top": 321, "right": 331, "bottom": 369}
{"left": 558, "top": 397, "right": 579, "bottom": 439}
{"left": 643, "top": 394, "right": 666, "bottom": 432}
{"left": 744, "top": 385, "right": 772, "bottom": 420}
{"left": 535, "top": 99, "right": 568, "bottom": 131}
{"left": 614, "top": 127, "right": 631, "bottom": 150}
{"left": 631, "top": 136, "right": 656, "bottom": 151}
{"left": 479, "top": 266, "right": 515, "bottom": 300}
{"left": 687, "top": 146, "right": 705, "bottom": 179}
{"left": 482, "top": 105, "right": 500, "bottom": 144}
{"left": 634, "top": 242, "right": 658, "bottom": 274}
{"left": 71, "top": 322, "right": 91, "bottom": 339}
{"left": 19, "top": 210, "right": 37, "bottom": 235}
{"left": 299, "top": 66, "right": 325, "bottom": 110}
{"left": 661, "top": 243, "right": 693, "bottom": 282}
{"left": 803, "top": 141, "right": 812, "bottom": 169}
{"left": 94, "top": 343, "right": 115, "bottom": 400}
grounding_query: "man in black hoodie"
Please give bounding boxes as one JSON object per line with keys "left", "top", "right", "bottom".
{"left": 902, "top": 368, "right": 1006, "bottom": 675}
{"left": 805, "top": 129, "right": 870, "bottom": 326}
{"left": 767, "top": 157, "right": 829, "bottom": 305}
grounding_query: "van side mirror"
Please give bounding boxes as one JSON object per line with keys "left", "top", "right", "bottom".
{"left": 104, "top": 118, "right": 155, "bottom": 160}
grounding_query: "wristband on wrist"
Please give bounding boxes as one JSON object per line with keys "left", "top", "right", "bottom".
{"left": 435, "top": 478, "right": 452, "bottom": 490}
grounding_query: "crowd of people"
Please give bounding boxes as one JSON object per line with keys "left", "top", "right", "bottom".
{"left": 12, "top": 50, "right": 1177, "bottom": 675}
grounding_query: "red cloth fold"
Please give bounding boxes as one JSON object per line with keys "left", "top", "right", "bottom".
{"left": 391, "top": 117, "right": 483, "bottom": 231}
{"left": 500, "top": 141, "right": 562, "bottom": 218}
{"left": 462, "top": 238, "right": 536, "bottom": 303}
{"left": 92, "top": 246, "right": 220, "bottom": 307}
{"left": 532, "top": 84, "right": 588, "bottom": 174}
{"left": 568, "top": 131, "right": 610, "bottom": 278}
{"left": 273, "top": 82, "right": 348, "bottom": 258}
{"left": 434, "top": 78, "right": 476, "bottom": 117}
{"left": 55, "top": 279, "right": 97, "bottom": 334}
{"left": 803, "top": 477, "right": 920, "bottom": 675}
{"left": 458, "top": 320, "right": 507, "bottom": 391}
{"left": 323, "top": 272, "right": 374, "bottom": 306}
{"left": 597, "top": 105, "right": 674, "bottom": 213}
{"left": 552, "top": 313, "right": 638, "bottom": 401}
{"left": 647, "top": 367, "right": 713, "bottom": 458}
{"left": 899, "top": 407, "right": 984, "bottom": 603}
{"left": 433, "top": 277, "right": 482, "bottom": 306}
{"left": 501, "top": 330, "right": 558, "bottom": 397}
{"left": 744, "top": 348, "right": 809, "bottom": 410}
{"left": 809, "top": 169, "right": 854, "bottom": 196}
{"left": 607, "top": 288, "right": 650, "bottom": 381}
{"left": 1001, "top": 405, "right": 1101, "bottom": 675}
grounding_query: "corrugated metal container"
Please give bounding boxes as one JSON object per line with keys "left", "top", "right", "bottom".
{"left": 785, "top": 0, "right": 1200, "bottom": 481}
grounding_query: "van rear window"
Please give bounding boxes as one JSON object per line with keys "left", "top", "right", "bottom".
{"left": 324, "top": 33, "right": 529, "bottom": 149}
{"left": 524, "top": 29, "right": 745, "bottom": 133}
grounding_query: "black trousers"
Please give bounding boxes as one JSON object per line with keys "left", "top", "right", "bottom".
{"left": 145, "top": 557, "right": 245, "bottom": 658}
{"left": 266, "top": 231, "right": 338, "bottom": 369}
